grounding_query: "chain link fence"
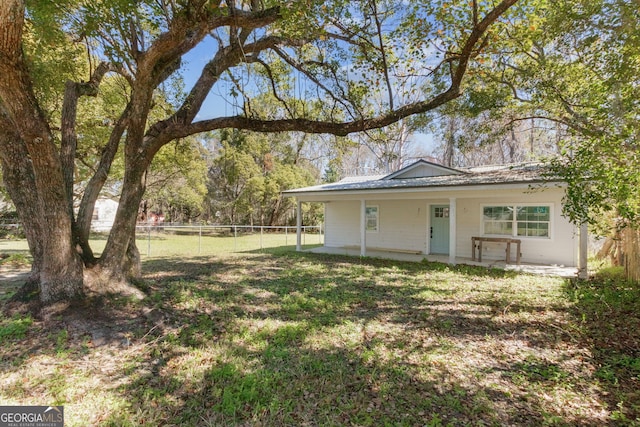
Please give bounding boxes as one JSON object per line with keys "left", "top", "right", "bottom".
{"left": 0, "top": 224, "right": 324, "bottom": 258}
{"left": 135, "top": 224, "right": 323, "bottom": 256}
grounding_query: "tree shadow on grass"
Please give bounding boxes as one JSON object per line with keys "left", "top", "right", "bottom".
{"left": 562, "top": 276, "right": 640, "bottom": 423}
{"left": 103, "top": 320, "right": 553, "bottom": 426}
{"left": 258, "top": 246, "right": 523, "bottom": 275}
{"left": 142, "top": 255, "right": 234, "bottom": 280}
{"left": 0, "top": 251, "right": 607, "bottom": 425}
{"left": 135, "top": 252, "right": 575, "bottom": 356}
{"left": 95, "top": 251, "right": 599, "bottom": 425}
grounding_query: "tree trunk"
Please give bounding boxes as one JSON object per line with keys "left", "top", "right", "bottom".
{"left": 98, "top": 159, "right": 148, "bottom": 284}
{"left": 598, "top": 234, "right": 624, "bottom": 266}
{"left": 596, "top": 236, "right": 615, "bottom": 260}
{"left": 0, "top": 118, "right": 44, "bottom": 281}
{"left": 622, "top": 227, "right": 640, "bottom": 282}
{"left": 0, "top": 0, "right": 83, "bottom": 304}
{"left": 0, "top": 129, "right": 85, "bottom": 303}
{"left": 0, "top": 140, "right": 84, "bottom": 304}
{"left": 443, "top": 117, "right": 455, "bottom": 167}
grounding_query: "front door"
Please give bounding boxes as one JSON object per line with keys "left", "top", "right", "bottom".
{"left": 430, "top": 205, "right": 450, "bottom": 254}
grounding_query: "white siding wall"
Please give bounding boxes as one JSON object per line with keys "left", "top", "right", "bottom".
{"left": 454, "top": 190, "right": 577, "bottom": 266}
{"left": 320, "top": 186, "right": 577, "bottom": 267}
{"left": 324, "top": 200, "right": 427, "bottom": 252}
{"left": 324, "top": 201, "right": 360, "bottom": 248}
{"left": 91, "top": 199, "right": 119, "bottom": 232}
{"left": 365, "top": 200, "right": 426, "bottom": 252}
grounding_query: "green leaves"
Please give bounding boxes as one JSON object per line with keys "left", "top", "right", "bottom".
{"left": 23, "top": 0, "right": 86, "bottom": 112}
{"left": 145, "top": 136, "right": 209, "bottom": 222}
{"left": 537, "top": 0, "right": 640, "bottom": 229}
{"left": 429, "top": 0, "right": 639, "bottom": 233}
{"left": 208, "top": 130, "right": 317, "bottom": 225}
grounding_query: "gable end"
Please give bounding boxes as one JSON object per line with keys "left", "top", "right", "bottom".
{"left": 382, "top": 159, "right": 464, "bottom": 180}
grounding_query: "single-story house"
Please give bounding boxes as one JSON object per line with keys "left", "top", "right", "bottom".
{"left": 284, "top": 160, "right": 588, "bottom": 277}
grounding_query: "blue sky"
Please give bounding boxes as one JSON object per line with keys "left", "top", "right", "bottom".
{"left": 179, "top": 35, "right": 439, "bottom": 155}
{"left": 180, "top": 37, "right": 229, "bottom": 120}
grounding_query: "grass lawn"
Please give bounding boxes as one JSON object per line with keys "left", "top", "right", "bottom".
{"left": 1, "top": 247, "right": 639, "bottom": 426}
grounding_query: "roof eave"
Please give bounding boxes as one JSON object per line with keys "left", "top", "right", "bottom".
{"left": 284, "top": 179, "right": 565, "bottom": 198}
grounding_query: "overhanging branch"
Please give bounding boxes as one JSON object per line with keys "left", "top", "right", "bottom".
{"left": 168, "top": 87, "right": 461, "bottom": 138}
{"left": 450, "top": 0, "right": 519, "bottom": 90}
{"left": 157, "top": 0, "right": 519, "bottom": 141}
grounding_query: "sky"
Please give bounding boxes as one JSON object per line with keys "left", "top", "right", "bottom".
{"left": 181, "top": 36, "right": 235, "bottom": 120}
{"left": 179, "top": 33, "right": 440, "bottom": 157}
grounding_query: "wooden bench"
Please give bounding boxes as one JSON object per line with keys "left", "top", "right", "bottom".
{"left": 472, "top": 237, "right": 521, "bottom": 265}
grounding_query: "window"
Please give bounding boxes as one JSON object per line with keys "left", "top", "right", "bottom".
{"left": 517, "top": 206, "right": 550, "bottom": 237}
{"left": 483, "top": 206, "right": 514, "bottom": 236}
{"left": 483, "top": 205, "right": 550, "bottom": 238}
{"left": 434, "top": 207, "right": 450, "bottom": 218}
{"left": 365, "top": 206, "right": 379, "bottom": 232}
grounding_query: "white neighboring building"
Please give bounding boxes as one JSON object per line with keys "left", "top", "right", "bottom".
{"left": 91, "top": 198, "right": 119, "bottom": 232}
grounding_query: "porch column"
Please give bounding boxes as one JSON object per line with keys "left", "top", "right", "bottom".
{"left": 296, "top": 200, "right": 302, "bottom": 251}
{"left": 449, "top": 197, "right": 457, "bottom": 265}
{"left": 360, "top": 199, "right": 367, "bottom": 257}
{"left": 578, "top": 222, "right": 588, "bottom": 279}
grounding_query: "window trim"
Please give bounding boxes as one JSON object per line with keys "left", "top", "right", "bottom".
{"left": 480, "top": 203, "right": 553, "bottom": 239}
{"left": 365, "top": 205, "right": 379, "bottom": 233}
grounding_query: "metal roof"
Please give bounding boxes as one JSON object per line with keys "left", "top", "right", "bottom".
{"left": 284, "top": 163, "right": 560, "bottom": 195}
{"left": 381, "top": 159, "right": 464, "bottom": 179}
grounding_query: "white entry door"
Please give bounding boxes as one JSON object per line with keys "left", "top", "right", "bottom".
{"left": 430, "top": 205, "right": 450, "bottom": 254}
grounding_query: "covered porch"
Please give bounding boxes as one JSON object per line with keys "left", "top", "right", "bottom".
{"left": 302, "top": 245, "right": 580, "bottom": 278}
{"left": 285, "top": 161, "right": 589, "bottom": 279}
{"left": 292, "top": 198, "right": 587, "bottom": 279}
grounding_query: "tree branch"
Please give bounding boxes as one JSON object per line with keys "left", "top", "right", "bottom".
{"left": 61, "top": 62, "right": 120, "bottom": 214}
{"left": 169, "top": 87, "right": 461, "bottom": 138}
{"left": 370, "top": 0, "right": 394, "bottom": 111}
{"left": 144, "top": 34, "right": 290, "bottom": 153}
{"left": 138, "top": 5, "right": 281, "bottom": 83}
{"left": 158, "top": 0, "right": 519, "bottom": 141}
{"left": 450, "top": 0, "right": 519, "bottom": 91}
{"left": 253, "top": 58, "right": 295, "bottom": 117}
{"left": 272, "top": 46, "right": 359, "bottom": 119}
{"left": 76, "top": 103, "right": 132, "bottom": 262}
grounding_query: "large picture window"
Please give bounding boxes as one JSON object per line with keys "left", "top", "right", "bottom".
{"left": 365, "top": 206, "right": 379, "bottom": 232}
{"left": 483, "top": 205, "right": 550, "bottom": 238}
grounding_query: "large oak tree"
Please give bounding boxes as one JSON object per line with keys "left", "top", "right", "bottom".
{"left": 0, "top": 0, "right": 519, "bottom": 305}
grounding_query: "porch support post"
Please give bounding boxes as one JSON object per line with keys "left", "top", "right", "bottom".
{"left": 296, "top": 200, "right": 302, "bottom": 251}
{"left": 360, "top": 199, "right": 367, "bottom": 257}
{"left": 578, "top": 222, "right": 588, "bottom": 279}
{"left": 449, "top": 197, "right": 457, "bottom": 265}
